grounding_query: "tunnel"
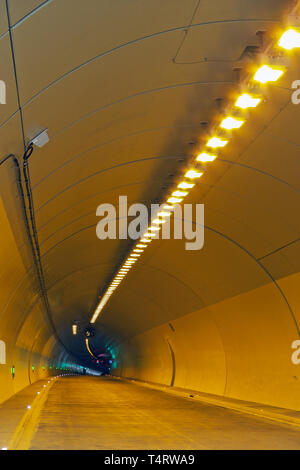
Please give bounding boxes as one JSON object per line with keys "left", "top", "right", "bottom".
{"left": 0, "top": 0, "right": 299, "bottom": 452}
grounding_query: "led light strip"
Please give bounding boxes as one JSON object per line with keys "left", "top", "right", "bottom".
{"left": 90, "top": 18, "right": 300, "bottom": 324}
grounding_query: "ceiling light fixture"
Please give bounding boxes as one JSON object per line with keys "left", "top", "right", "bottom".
{"left": 157, "top": 211, "right": 172, "bottom": 217}
{"left": 278, "top": 28, "right": 300, "bottom": 50}
{"left": 177, "top": 181, "right": 195, "bottom": 189}
{"left": 184, "top": 170, "right": 203, "bottom": 179}
{"left": 253, "top": 64, "right": 284, "bottom": 83}
{"left": 196, "top": 153, "right": 217, "bottom": 163}
{"left": 167, "top": 197, "right": 183, "bottom": 204}
{"left": 172, "top": 190, "right": 188, "bottom": 197}
{"left": 234, "top": 93, "right": 261, "bottom": 109}
{"left": 152, "top": 219, "right": 166, "bottom": 224}
{"left": 220, "top": 116, "right": 244, "bottom": 130}
{"left": 206, "top": 136, "right": 228, "bottom": 148}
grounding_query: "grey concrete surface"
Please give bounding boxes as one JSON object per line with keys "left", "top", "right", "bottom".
{"left": 29, "top": 376, "right": 300, "bottom": 450}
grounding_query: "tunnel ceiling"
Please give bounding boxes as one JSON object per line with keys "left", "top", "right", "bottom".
{"left": 0, "top": 0, "right": 300, "bottom": 360}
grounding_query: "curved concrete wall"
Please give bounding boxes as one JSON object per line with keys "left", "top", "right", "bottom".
{"left": 114, "top": 271, "right": 300, "bottom": 411}
{"left": 0, "top": 193, "right": 72, "bottom": 405}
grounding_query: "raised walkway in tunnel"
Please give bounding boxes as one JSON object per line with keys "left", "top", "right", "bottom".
{"left": 0, "top": 376, "right": 300, "bottom": 450}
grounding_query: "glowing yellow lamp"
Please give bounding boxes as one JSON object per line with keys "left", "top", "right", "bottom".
{"left": 254, "top": 64, "right": 284, "bottom": 84}
{"left": 167, "top": 197, "right": 183, "bottom": 203}
{"left": 143, "top": 232, "right": 156, "bottom": 238}
{"left": 157, "top": 211, "right": 171, "bottom": 217}
{"left": 235, "top": 93, "right": 261, "bottom": 109}
{"left": 207, "top": 136, "right": 228, "bottom": 148}
{"left": 220, "top": 116, "right": 244, "bottom": 130}
{"left": 278, "top": 28, "right": 300, "bottom": 50}
{"left": 196, "top": 153, "right": 217, "bottom": 163}
{"left": 184, "top": 170, "right": 203, "bottom": 179}
{"left": 172, "top": 190, "right": 188, "bottom": 197}
{"left": 177, "top": 181, "right": 195, "bottom": 189}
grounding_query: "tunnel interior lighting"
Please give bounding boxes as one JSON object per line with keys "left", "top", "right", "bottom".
{"left": 184, "top": 169, "right": 203, "bottom": 179}
{"left": 206, "top": 136, "right": 228, "bottom": 148}
{"left": 90, "top": 21, "right": 296, "bottom": 325}
{"left": 152, "top": 218, "right": 165, "bottom": 224}
{"left": 220, "top": 116, "right": 244, "bottom": 130}
{"left": 196, "top": 153, "right": 216, "bottom": 163}
{"left": 234, "top": 93, "right": 261, "bottom": 109}
{"left": 253, "top": 64, "right": 284, "bottom": 83}
{"left": 157, "top": 211, "right": 171, "bottom": 217}
{"left": 72, "top": 324, "right": 77, "bottom": 335}
{"left": 167, "top": 197, "right": 183, "bottom": 203}
{"left": 278, "top": 28, "right": 300, "bottom": 50}
{"left": 177, "top": 181, "right": 195, "bottom": 189}
{"left": 172, "top": 190, "right": 188, "bottom": 197}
